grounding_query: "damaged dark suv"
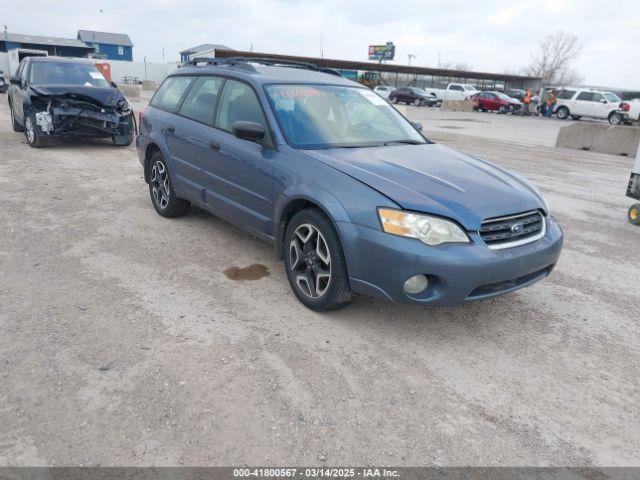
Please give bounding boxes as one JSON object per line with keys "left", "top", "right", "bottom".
{"left": 7, "top": 56, "right": 134, "bottom": 148}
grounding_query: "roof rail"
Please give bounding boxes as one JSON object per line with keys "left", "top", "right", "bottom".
{"left": 182, "top": 57, "right": 257, "bottom": 72}
{"left": 183, "top": 56, "right": 343, "bottom": 77}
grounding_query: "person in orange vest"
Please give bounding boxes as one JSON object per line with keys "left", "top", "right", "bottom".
{"left": 521, "top": 89, "right": 533, "bottom": 116}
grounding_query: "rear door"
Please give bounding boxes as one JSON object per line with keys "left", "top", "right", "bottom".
{"left": 204, "top": 78, "right": 275, "bottom": 236}
{"left": 150, "top": 76, "right": 197, "bottom": 196}
{"left": 10, "top": 59, "right": 28, "bottom": 122}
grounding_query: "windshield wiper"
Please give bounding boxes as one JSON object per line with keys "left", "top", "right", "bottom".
{"left": 383, "top": 140, "right": 425, "bottom": 146}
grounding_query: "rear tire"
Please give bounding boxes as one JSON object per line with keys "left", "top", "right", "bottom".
{"left": 556, "top": 106, "right": 570, "bottom": 120}
{"left": 629, "top": 204, "right": 640, "bottom": 226}
{"left": 413, "top": 98, "right": 421, "bottom": 106}
{"left": 608, "top": 112, "right": 623, "bottom": 125}
{"left": 148, "top": 151, "right": 190, "bottom": 218}
{"left": 284, "top": 208, "right": 353, "bottom": 311}
{"left": 9, "top": 102, "right": 24, "bottom": 132}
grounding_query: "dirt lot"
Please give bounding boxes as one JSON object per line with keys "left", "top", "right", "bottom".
{"left": 1, "top": 95, "right": 639, "bottom": 467}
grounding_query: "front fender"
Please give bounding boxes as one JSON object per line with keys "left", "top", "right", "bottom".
{"left": 274, "top": 185, "right": 354, "bottom": 258}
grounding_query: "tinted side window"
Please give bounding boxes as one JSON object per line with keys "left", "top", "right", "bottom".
{"left": 591, "top": 92, "right": 605, "bottom": 102}
{"left": 576, "top": 92, "right": 594, "bottom": 101}
{"left": 215, "top": 80, "right": 265, "bottom": 132}
{"left": 557, "top": 90, "right": 575, "bottom": 99}
{"left": 150, "top": 76, "right": 193, "bottom": 111}
{"left": 178, "top": 76, "right": 223, "bottom": 125}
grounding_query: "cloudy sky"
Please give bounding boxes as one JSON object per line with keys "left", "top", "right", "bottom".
{"left": 4, "top": 0, "right": 639, "bottom": 88}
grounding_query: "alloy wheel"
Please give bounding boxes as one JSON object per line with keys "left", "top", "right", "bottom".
{"left": 25, "top": 116, "right": 35, "bottom": 143}
{"left": 150, "top": 160, "right": 171, "bottom": 209}
{"left": 289, "top": 223, "right": 331, "bottom": 298}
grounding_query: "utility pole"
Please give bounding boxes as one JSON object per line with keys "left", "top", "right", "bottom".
{"left": 162, "top": 48, "right": 165, "bottom": 64}
{"left": 408, "top": 53, "right": 416, "bottom": 66}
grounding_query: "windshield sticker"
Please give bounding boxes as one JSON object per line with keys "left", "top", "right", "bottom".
{"left": 270, "top": 87, "right": 326, "bottom": 99}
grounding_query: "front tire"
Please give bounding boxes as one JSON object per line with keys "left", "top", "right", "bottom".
{"left": 24, "top": 111, "right": 44, "bottom": 148}
{"left": 390, "top": 96, "right": 398, "bottom": 104}
{"left": 609, "top": 112, "right": 623, "bottom": 125}
{"left": 556, "top": 106, "right": 570, "bottom": 120}
{"left": 148, "top": 151, "right": 190, "bottom": 218}
{"left": 284, "top": 209, "right": 353, "bottom": 311}
{"left": 498, "top": 105, "right": 508, "bottom": 114}
{"left": 112, "top": 113, "right": 135, "bottom": 146}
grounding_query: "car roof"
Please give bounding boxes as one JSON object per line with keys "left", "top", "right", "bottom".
{"left": 172, "top": 62, "right": 361, "bottom": 88}
{"left": 27, "top": 56, "right": 97, "bottom": 65}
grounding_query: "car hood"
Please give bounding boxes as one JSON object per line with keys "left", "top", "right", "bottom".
{"left": 303, "top": 143, "right": 545, "bottom": 230}
{"left": 29, "top": 84, "right": 124, "bottom": 107}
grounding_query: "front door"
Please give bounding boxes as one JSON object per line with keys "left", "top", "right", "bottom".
{"left": 203, "top": 79, "right": 275, "bottom": 237}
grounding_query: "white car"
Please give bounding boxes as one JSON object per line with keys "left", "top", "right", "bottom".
{"left": 617, "top": 99, "right": 640, "bottom": 125}
{"left": 554, "top": 88, "right": 622, "bottom": 122}
{"left": 373, "top": 85, "right": 394, "bottom": 99}
{"left": 424, "top": 83, "right": 479, "bottom": 101}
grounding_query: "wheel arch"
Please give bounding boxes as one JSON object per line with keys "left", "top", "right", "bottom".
{"left": 142, "top": 135, "right": 174, "bottom": 184}
{"left": 274, "top": 188, "right": 352, "bottom": 260}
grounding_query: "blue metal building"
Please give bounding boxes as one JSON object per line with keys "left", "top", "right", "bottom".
{"left": 77, "top": 30, "right": 133, "bottom": 61}
{"left": 0, "top": 33, "right": 93, "bottom": 57}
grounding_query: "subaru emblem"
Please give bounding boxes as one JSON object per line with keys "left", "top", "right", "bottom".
{"left": 511, "top": 223, "right": 524, "bottom": 234}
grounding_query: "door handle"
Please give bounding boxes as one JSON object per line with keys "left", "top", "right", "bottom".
{"left": 208, "top": 140, "right": 221, "bottom": 151}
{"left": 164, "top": 124, "right": 175, "bottom": 134}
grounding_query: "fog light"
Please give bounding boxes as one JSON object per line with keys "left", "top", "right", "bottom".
{"left": 403, "top": 274, "right": 429, "bottom": 295}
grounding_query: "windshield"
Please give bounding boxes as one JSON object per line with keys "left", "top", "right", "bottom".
{"left": 463, "top": 85, "right": 477, "bottom": 91}
{"left": 604, "top": 92, "right": 621, "bottom": 103}
{"left": 29, "top": 62, "right": 110, "bottom": 87}
{"left": 264, "top": 84, "right": 426, "bottom": 149}
{"left": 497, "top": 93, "right": 513, "bottom": 100}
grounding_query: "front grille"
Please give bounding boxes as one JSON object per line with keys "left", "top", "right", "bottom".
{"left": 480, "top": 210, "right": 545, "bottom": 249}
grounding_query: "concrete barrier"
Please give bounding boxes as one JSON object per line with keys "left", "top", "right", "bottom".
{"left": 441, "top": 99, "right": 475, "bottom": 112}
{"left": 555, "top": 123, "right": 640, "bottom": 156}
{"left": 117, "top": 84, "right": 141, "bottom": 100}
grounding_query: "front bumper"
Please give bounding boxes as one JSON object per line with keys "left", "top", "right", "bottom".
{"left": 341, "top": 216, "right": 563, "bottom": 306}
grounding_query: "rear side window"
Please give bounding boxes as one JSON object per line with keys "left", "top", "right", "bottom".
{"left": 151, "top": 76, "right": 193, "bottom": 111}
{"left": 576, "top": 92, "right": 594, "bottom": 101}
{"left": 557, "top": 90, "right": 576, "bottom": 99}
{"left": 450, "top": 85, "right": 464, "bottom": 91}
{"left": 178, "top": 76, "right": 223, "bottom": 125}
{"left": 215, "top": 80, "right": 265, "bottom": 132}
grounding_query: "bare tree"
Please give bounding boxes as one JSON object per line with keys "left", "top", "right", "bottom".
{"left": 523, "top": 31, "right": 583, "bottom": 85}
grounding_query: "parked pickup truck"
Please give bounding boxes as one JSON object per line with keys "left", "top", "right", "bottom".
{"left": 424, "top": 83, "right": 479, "bottom": 101}
{"left": 617, "top": 100, "right": 640, "bottom": 125}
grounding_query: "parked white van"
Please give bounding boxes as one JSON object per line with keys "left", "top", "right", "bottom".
{"left": 554, "top": 88, "right": 622, "bottom": 123}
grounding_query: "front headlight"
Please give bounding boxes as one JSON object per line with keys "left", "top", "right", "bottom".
{"left": 378, "top": 208, "right": 470, "bottom": 246}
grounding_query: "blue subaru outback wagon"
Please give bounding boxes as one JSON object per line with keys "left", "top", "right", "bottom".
{"left": 136, "top": 57, "right": 562, "bottom": 311}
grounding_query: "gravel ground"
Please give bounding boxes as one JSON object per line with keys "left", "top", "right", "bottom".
{"left": 0, "top": 95, "right": 639, "bottom": 467}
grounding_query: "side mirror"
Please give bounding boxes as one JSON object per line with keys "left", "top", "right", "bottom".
{"left": 411, "top": 121, "right": 423, "bottom": 132}
{"left": 600, "top": 98, "right": 607, "bottom": 103}
{"left": 10, "top": 76, "right": 21, "bottom": 85}
{"left": 232, "top": 121, "right": 265, "bottom": 142}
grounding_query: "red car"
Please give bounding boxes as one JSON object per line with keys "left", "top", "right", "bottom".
{"left": 472, "top": 91, "right": 521, "bottom": 114}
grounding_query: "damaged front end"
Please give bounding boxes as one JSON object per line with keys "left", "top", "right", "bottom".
{"left": 29, "top": 87, "right": 136, "bottom": 145}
